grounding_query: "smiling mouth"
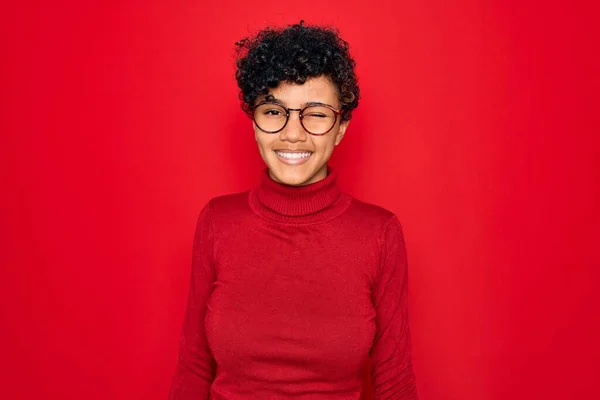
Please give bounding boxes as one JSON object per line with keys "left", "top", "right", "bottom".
{"left": 274, "top": 150, "right": 313, "bottom": 160}
{"left": 273, "top": 150, "right": 313, "bottom": 165}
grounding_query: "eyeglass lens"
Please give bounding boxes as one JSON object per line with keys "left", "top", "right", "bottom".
{"left": 253, "top": 103, "right": 336, "bottom": 134}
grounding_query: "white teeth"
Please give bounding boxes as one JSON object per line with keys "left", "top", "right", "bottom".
{"left": 275, "top": 151, "right": 312, "bottom": 160}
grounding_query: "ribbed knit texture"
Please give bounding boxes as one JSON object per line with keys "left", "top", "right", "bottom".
{"left": 249, "top": 166, "right": 352, "bottom": 224}
{"left": 169, "top": 166, "right": 418, "bottom": 399}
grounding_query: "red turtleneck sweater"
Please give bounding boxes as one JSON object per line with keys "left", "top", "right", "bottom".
{"left": 168, "top": 167, "right": 418, "bottom": 399}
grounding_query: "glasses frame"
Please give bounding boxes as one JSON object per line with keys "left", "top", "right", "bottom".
{"left": 251, "top": 101, "right": 343, "bottom": 136}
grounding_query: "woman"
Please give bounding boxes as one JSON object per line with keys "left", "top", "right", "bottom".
{"left": 169, "top": 21, "right": 418, "bottom": 399}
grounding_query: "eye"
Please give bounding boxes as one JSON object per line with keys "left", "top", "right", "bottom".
{"left": 302, "top": 106, "right": 335, "bottom": 119}
{"left": 264, "top": 109, "right": 283, "bottom": 116}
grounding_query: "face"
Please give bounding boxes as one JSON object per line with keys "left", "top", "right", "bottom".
{"left": 253, "top": 75, "right": 350, "bottom": 186}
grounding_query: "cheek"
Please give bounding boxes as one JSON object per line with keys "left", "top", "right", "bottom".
{"left": 314, "top": 136, "right": 337, "bottom": 156}
{"left": 254, "top": 132, "right": 275, "bottom": 154}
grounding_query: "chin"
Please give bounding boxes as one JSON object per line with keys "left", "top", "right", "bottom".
{"left": 268, "top": 161, "right": 326, "bottom": 186}
{"left": 272, "top": 169, "right": 310, "bottom": 186}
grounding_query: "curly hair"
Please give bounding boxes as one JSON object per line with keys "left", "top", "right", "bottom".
{"left": 235, "top": 21, "right": 360, "bottom": 121}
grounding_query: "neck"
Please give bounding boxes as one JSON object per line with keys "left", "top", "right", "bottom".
{"left": 248, "top": 165, "right": 352, "bottom": 224}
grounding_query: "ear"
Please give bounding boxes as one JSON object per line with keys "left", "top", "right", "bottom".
{"left": 334, "top": 119, "right": 350, "bottom": 146}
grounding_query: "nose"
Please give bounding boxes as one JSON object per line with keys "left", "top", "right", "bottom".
{"left": 279, "top": 110, "right": 307, "bottom": 142}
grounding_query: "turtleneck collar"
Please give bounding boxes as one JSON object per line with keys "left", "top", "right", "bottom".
{"left": 248, "top": 166, "right": 352, "bottom": 224}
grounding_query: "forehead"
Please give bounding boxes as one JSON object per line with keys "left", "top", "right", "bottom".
{"left": 265, "top": 76, "right": 339, "bottom": 106}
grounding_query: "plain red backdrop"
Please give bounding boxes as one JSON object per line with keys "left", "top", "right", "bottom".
{"left": 1, "top": 1, "right": 599, "bottom": 399}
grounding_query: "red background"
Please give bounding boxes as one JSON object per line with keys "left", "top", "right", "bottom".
{"left": 1, "top": 1, "right": 599, "bottom": 399}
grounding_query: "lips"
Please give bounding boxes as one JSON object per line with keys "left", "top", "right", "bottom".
{"left": 274, "top": 150, "right": 313, "bottom": 165}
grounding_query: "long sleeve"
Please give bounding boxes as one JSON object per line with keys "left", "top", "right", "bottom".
{"left": 168, "top": 202, "right": 216, "bottom": 399}
{"left": 370, "top": 216, "right": 418, "bottom": 399}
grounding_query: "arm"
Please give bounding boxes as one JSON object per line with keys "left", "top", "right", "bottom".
{"left": 370, "top": 216, "right": 418, "bottom": 399}
{"left": 168, "top": 203, "right": 216, "bottom": 399}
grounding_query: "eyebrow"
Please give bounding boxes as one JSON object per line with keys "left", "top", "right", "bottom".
{"left": 261, "top": 95, "right": 336, "bottom": 109}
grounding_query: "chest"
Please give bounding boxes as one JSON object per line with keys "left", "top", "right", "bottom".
{"left": 205, "top": 222, "right": 379, "bottom": 379}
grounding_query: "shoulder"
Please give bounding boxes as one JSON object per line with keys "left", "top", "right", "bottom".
{"left": 196, "top": 190, "right": 252, "bottom": 226}
{"left": 206, "top": 191, "right": 250, "bottom": 211}
{"left": 345, "top": 195, "right": 401, "bottom": 230}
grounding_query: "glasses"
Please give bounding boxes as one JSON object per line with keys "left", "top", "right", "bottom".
{"left": 252, "top": 102, "right": 343, "bottom": 136}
